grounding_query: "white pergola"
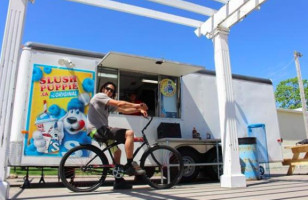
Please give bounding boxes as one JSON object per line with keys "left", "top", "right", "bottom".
{"left": 0, "top": 0, "right": 268, "bottom": 198}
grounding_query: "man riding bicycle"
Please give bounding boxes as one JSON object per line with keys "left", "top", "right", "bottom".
{"left": 87, "top": 82, "right": 148, "bottom": 189}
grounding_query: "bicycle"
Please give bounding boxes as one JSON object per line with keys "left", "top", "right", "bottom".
{"left": 59, "top": 116, "right": 184, "bottom": 192}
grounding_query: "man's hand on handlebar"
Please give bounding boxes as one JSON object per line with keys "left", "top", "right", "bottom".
{"left": 140, "top": 109, "right": 148, "bottom": 118}
{"left": 140, "top": 103, "right": 148, "bottom": 111}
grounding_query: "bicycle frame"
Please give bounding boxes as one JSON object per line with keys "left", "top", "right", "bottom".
{"left": 60, "top": 116, "right": 184, "bottom": 191}
{"left": 95, "top": 116, "right": 155, "bottom": 165}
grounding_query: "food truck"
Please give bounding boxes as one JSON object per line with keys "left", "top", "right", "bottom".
{"left": 8, "top": 42, "right": 283, "bottom": 182}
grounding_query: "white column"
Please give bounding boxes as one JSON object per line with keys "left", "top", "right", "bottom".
{"left": 294, "top": 52, "right": 308, "bottom": 139}
{"left": 212, "top": 27, "right": 246, "bottom": 188}
{"left": 0, "top": 0, "right": 28, "bottom": 199}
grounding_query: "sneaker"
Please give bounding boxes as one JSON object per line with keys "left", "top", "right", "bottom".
{"left": 113, "top": 178, "right": 132, "bottom": 190}
{"left": 125, "top": 161, "right": 146, "bottom": 176}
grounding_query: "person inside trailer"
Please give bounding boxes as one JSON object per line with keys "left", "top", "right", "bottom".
{"left": 127, "top": 92, "right": 143, "bottom": 116}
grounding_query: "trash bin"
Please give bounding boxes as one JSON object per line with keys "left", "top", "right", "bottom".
{"left": 247, "top": 124, "right": 270, "bottom": 179}
{"left": 238, "top": 137, "right": 260, "bottom": 180}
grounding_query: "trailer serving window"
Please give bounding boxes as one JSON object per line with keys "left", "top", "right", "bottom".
{"left": 97, "top": 52, "right": 203, "bottom": 118}
{"left": 96, "top": 67, "right": 180, "bottom": 118}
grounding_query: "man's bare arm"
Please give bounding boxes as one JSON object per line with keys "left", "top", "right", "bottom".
{"left": 108, "top": 99, "right": 148, "bottom": 110}
{"left": 117, "top": 107, "right": 139, "bottom": 114}
{"left": 117, "top": 107, "right": 148, "bottom": 117}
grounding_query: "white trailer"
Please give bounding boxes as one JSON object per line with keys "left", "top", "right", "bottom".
{"left": 8, "top": 42, "right": 282, "bottom": 183}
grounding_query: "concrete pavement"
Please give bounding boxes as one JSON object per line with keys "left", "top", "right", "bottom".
{"left": 7, "top": 169, "right": 308, "bottom": 200}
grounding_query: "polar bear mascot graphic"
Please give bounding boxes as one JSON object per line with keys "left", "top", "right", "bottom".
{"left": 59, "top": 98, "right": 92, "bottom": 157}
{"left": 27, "top": 98, "right": 92, "bottom": 156}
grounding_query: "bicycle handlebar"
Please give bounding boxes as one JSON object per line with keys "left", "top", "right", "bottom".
{"left": 142, "top": 116, "right": 153, "bottom": 133}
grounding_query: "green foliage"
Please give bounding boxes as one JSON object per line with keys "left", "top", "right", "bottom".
{"left": 10, "top": 167, "right": 58, "bottom": 176}
{"left": 275, "top": 77, "right": 308, "bottom": 109}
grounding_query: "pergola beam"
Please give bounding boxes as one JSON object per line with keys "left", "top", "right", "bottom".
{"left": 195, "top": 0, "right": 267, "bottom": 38}
{"left": 195, "top": 0, "right": 248, "bottom": 37}
{"left": 67, "top": 0, "right": 203, "bottom": 28}
{"left": 212, "top": 0, "right": 229, "bottom": 4}
{"left": 220, "top": 0, "right": 267, "bottom": 28}
{"left": 146, "top": 0, "right": 217, "bottom": 16}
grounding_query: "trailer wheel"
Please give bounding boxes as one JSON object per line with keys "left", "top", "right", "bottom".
{"left": 203, "top": 147, "right": 223, "bottom": 180}
{"left": 179, "top": 150, "right": 200, "bottom": 182}
{"left": 259, "top": 165, "right": 265, "bottom": 175}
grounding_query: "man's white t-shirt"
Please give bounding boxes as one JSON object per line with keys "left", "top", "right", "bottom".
{"left": 87, "top": 93, "right": 117, "bottom": 132}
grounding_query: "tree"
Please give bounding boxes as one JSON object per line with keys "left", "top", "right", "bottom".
{"left": 275, "top": 77, "right": 308, "bottom": 109}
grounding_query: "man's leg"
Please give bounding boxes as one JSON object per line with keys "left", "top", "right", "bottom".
{"left": 124, "top": 130, "right": 134, "bottom": 161}
{"left": 109, "top": 128, "right": 133, "bottom": 190}
{"left": 114, "top": 149, "right": 121, "bottom": 164}
{"left": 110, "top": 127, "right": 145, "bottom": 176}
{"left": 124, "top": 130, "right": 145, "bottom": 176}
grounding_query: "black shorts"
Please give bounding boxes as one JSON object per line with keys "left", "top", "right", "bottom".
{"left": 96, "top": 126, "right": 127, "bottom": 144}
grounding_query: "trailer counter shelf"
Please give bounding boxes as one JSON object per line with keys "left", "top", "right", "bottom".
{"left": 158, "top": 138, "right": 222, "bottom": 181}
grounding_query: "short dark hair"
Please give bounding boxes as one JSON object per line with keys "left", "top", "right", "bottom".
{"left": 100, "top": 82, "right": 116, "bottom": 98}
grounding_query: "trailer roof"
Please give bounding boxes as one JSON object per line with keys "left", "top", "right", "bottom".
{"left": 197, "top": 70, "right": 273, "bottom": 85}
{"left": 24, "top": 42, "right": 105, "bottom": 59}
{"left": 24, "top": 42, "right": 272, "bottom": 84}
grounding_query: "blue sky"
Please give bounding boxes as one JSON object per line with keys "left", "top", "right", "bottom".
{"left": 0, "top": 0, "right": 307, "bottom": 88}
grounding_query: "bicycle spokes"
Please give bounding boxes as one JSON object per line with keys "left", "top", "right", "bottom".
{"left": 140, "top": 145, "right": 184, "bottom": 189}
{"left": 59, "top": 145, "right": 109, "bottom": 192}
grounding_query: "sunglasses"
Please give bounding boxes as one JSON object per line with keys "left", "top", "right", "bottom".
{"left": 105, "top": 86, "right": 115, "bottom": 93}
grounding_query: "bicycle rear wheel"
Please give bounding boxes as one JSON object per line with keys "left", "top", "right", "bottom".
{"left": 140, "top": 145, "right": 184, "bottom": 189}
{"left": 59, "top": 145, "right": 109, "bottom": 192}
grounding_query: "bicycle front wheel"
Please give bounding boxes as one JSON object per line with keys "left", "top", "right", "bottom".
{"left": 140, "top": 145, "right": 184, "bottom": 189}
{"left": 59, "top": 145, "right": 109, "bottom": 192}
